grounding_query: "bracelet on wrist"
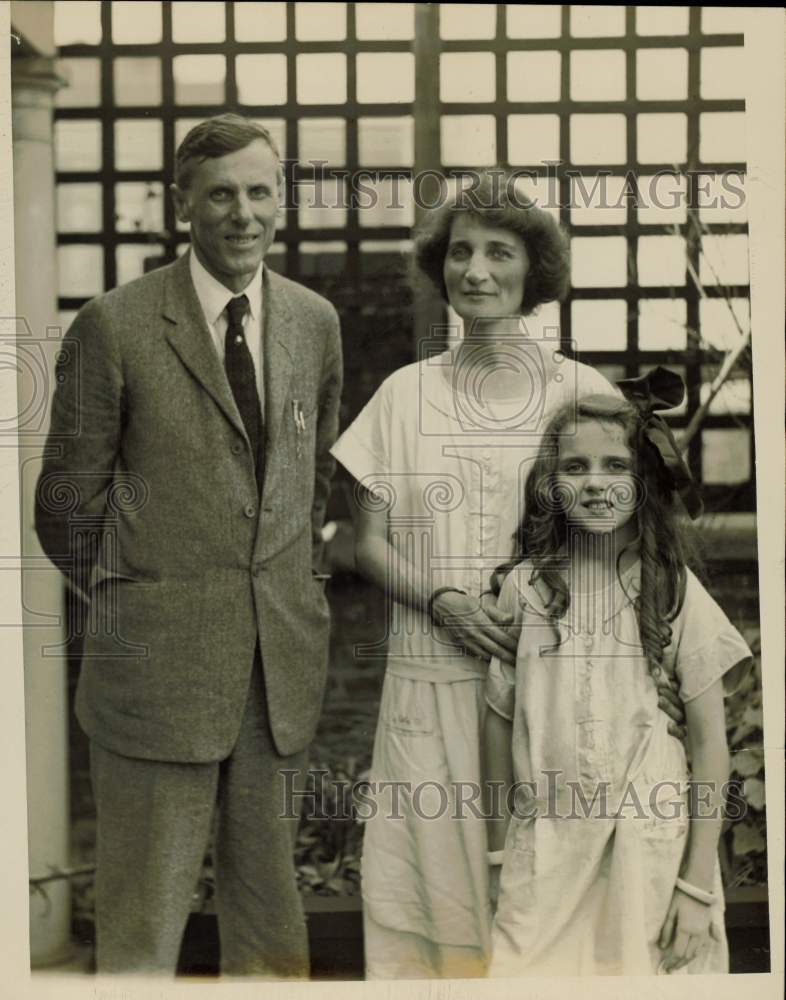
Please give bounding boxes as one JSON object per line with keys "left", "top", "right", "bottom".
{"left": 427, "top": 586, "right": 468, "bottom": 626}
{"left": 675, "top": 877, "right": 715, "bottom": 906}
{"left": 487, "top": 849, "right": 505, "bottom": 866}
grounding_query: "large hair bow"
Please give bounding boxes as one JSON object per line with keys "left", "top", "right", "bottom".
{"left": 616, "top": 366, "right": 703, "bottom": 520}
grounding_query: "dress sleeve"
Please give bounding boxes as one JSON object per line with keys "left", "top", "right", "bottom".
{"left": 485, "top": 573, "right": 519, "bottom": 721}
{"left": 330, "top": 376, "right": 393, "bottom": 492}
{"left": 672, "top": 569, "right": 754, "bottom": 703}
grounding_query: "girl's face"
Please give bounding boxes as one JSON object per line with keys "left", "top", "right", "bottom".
{"left": 553, "top": 419, "right": 638, "bottom": 545}
{"left": 443, "top": 214, "right": 530, "bottom": 323}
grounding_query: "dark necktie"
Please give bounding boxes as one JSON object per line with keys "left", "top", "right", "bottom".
{"left": 224, "top": 294, "right": 263, "bottom": 476}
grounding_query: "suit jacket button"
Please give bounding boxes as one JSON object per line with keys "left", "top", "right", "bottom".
{"left": 244, "top": 503, "right": 257, "bottom": 519}
{"left": 231, "top": 442, "right": 243, "bottom": 455}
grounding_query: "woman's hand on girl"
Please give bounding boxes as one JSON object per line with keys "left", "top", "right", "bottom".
{"left": 658, "top": 888, "right": 720, "bottom": 972}
{"left": 432, "top": 591, "right": 518, "bottom": 664}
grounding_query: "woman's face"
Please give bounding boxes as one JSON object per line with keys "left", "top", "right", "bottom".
{"left": 443, "top": 214, "right": 530, "bottom": 323}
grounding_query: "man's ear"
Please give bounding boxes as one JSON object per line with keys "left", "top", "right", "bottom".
{"left": 170, "top": 183, "right": 190, "bottom": 225}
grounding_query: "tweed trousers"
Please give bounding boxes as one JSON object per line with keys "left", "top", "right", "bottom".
{"left": 90, "top": 653, "right": 308, "bottom": 977}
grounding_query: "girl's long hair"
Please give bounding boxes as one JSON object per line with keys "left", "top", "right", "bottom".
{"left": 515, "top": 394, "right": 699, "bottom": 678}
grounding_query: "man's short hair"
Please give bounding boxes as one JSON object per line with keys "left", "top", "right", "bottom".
{"left": 174, "top": 113, "right": 283, "bottom": 189}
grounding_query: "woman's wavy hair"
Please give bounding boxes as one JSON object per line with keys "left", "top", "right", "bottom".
{"left": 514, "top": 394, "right": 700, "bottom": 678}
{"left": 413, "top": 169, "right": 570, "bottom": 316}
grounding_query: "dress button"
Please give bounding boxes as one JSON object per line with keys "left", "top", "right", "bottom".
{"left": 583, "top": 636, "right": 594, "bottom": 651}
{"left": 244, "top": 503, "right": 257, "bottom": 519}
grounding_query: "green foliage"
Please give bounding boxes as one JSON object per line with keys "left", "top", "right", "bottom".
{"left": 723, "top": 629, "right": 767, "bottom": 886}
{"left": 294, "top": 755, "right": 365, "bottom": 896}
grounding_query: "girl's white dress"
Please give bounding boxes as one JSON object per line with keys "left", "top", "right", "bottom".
{"left": 486, "top": 560, "right": 753, "bottom": 977}
{"left": 331, "top": 343, "right": 613, "bottom": 977}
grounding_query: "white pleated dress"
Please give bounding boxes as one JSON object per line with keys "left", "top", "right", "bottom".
{"left": 331, "top": 343, "right": 613, "bottom": 978}
{"left": 486, "top": 562, "right": 753, "bottom": 977}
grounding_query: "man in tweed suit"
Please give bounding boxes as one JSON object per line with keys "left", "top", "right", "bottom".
{"left": 35, "top": 115, "right": 343, "bottom": 976}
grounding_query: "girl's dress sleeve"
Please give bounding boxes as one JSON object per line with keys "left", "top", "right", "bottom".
{"left": 485, "top": 573, "right": 520, "bottom": 721}
{"left": 672, "top": 568, "right": 754, "bottom": 703}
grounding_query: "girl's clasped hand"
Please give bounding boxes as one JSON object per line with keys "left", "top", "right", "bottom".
{"left": 658, "top": 885, "right": 723, "bottom": 973}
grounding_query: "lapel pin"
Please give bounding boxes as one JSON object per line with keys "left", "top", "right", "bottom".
{"left": 292, "top": 400, "right": 306, "bottom": 457}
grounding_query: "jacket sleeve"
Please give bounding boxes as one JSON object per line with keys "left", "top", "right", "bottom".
{"left": 34, "top": 297, "right": 124, "bottom": 598}
{"left": 311, "top": 304, "right": 343, "bottom": 570}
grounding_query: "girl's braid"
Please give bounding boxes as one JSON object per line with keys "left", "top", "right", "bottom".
{"left": 636, "top": 512, "right": 674, "bottom": 679}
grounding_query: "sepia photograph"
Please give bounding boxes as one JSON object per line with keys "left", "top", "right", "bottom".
{"left": 1, "top": 2, "right": 783, "bottom": 997}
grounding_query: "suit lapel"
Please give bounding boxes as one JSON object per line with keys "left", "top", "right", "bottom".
{"left": 261, "top": 267, "right": 295, "bottom": 477}
{"left": 162, "top": 252, "right": 247, "bottom": 441}
{"left": 161, "top": 256, "right": 296, "bottom": 519}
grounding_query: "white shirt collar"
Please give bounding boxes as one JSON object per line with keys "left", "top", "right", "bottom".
{"left": 188, "top": 249, "right": 263, "bottom": 327}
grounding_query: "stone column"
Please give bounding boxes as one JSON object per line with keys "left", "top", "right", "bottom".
{"left": 11, "top": 53, "right": 72, "bottom": 968}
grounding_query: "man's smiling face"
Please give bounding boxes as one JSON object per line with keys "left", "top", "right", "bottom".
{"left": 172, "top": 138, "right": 281, "bottom": 293}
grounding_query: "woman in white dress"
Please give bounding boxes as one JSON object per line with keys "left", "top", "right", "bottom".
{"left": 331, "top": 173, "right": 683, "bottom": 979}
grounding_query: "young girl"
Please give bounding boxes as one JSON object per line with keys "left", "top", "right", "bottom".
{"left": 483, "top": 383, "right": 752, "bottom": 976}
